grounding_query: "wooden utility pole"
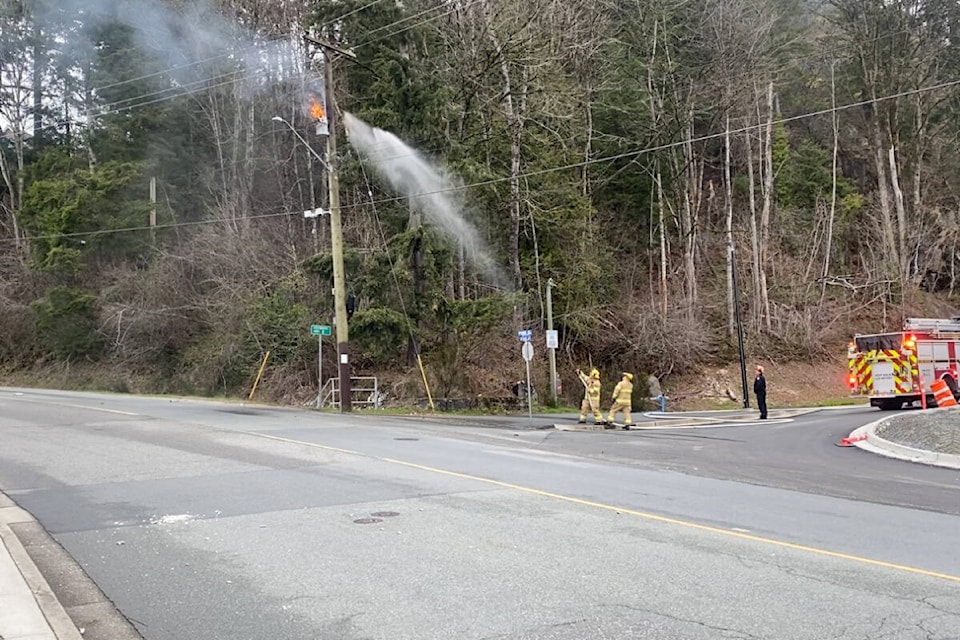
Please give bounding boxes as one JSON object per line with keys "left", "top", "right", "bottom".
{"left": 306, "top": 35, "right": 356, "bottom": 412}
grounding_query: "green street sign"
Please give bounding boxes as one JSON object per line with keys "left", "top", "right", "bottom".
{"left": 311, "top": 324, "right": 332, "bottom": 336}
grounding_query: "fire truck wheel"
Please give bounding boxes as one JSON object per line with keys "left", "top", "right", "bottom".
{"left": 877, "top": 399, "right": 903, "bottom": 411}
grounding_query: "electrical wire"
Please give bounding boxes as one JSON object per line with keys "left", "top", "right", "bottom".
{"left": 355, "top": 2, "right": 452, "bottom": 40}
{"left": 332, "top": 77, "right": 960, "bottom": 215}
{"left": 353, "top": 0, "right": 482, "bottom": 49}
{"left": 22, "top": 5, "right": 916, "bottom": 143}
{"left": 6, "top": 75, "right": 960, "bottom": 246}
{"left": 32, "top": 72, "right": 251, "bottom": 134}
{"left": 320, "top": 0, "right": 389, "bottom": 28}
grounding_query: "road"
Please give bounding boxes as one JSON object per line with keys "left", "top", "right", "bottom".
{"left": 1, "top": 388, "right": 958, "bottom": 640}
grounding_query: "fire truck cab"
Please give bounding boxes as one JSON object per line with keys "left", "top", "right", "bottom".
{"left": 848, "top": 317, "right": 960, "bottom": 410}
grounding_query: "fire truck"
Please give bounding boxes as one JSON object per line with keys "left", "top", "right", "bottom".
{"left": 848, "top": 317, "right": 960, "bottom": 410}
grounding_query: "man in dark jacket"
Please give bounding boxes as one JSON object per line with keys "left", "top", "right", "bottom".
{"left": 754, "top": 365, "right": 768, "bottom": 419}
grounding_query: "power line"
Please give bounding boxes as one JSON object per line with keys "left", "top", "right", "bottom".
{"left": 338, "top": 77, "right": 960, "bottom": 211}
{"left": 320, "top": 0, "right": 388, "bottom": 28}
{"left": 354, "top": 0, "right": 482, "bottom": 49}
{"left": 33, "top": 71, "right": 250, "bottom": 134}
{"left": 8, "top": 75, "right": 960, "bottom": 246}
{"left": 356, "top": 2, "right": 451, "bottom": 40}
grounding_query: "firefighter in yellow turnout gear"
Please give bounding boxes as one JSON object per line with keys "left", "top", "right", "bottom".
{"left": 576, "top": 368, "right": 606, "bottom": 425}
{"left": 608, "top": 372, "right": 634, "bottom": 427}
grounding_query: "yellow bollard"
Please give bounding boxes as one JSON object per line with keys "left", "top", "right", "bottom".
{"left": 249, "top": 350, "right": 271, "bottom": 400}
{"left": 416, "top": 353, "right": 435, "bottom": 411}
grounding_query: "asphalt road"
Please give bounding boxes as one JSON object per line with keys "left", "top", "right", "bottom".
{"left": 1, "top": 388, "right": 958, "bottom": 640}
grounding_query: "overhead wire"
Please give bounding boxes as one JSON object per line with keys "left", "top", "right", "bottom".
{"left": 7, "top": 70, "right": 960, "bottom": 245}
{"left": 319, "top": 0, "right": 388, "bottom": 27}
{"left": 353, "top": 1, "right": 479, "bottom": 49}
{"left": 26, "top": 2, "right": 912, "bottom": 142}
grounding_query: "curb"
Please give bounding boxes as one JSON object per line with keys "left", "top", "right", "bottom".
{"left": 0, "top": 495, "right": 83, "bottom": 640}
{"left": 845, "top": 418, "right": 960, "bottom": 470}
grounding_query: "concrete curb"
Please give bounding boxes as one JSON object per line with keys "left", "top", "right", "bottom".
{"left": 0, "top": 495, "right": 83, "bottom": 640}
{"left": 846, "top": 418, "right": 960, "bottom": 470}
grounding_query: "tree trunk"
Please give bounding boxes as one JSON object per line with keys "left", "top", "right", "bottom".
{"left": 32, "top": 15, "right": 43, "bottom": 144}
{"left": 821, "top": 63, "right": 839, "bottom": 305}
{"left": 759, "top": 81, "right": 774, "bottom": 331}
{"left": 745, "top": 125, "right": 761, "bottom": 327}
{"left": 680, "top": 112, "right": 701, "bottom": 317}
{"left": 724, "top": 114, "right": 735, "bottom": 338}
{"left": 483, "top": 0, "right": 524, "bottom": 291}
{"left": 887, "top": 146, "right": 908, "bottom": 290}
{"left": 657, "top": 165, "right": 667, "bottom": 316}
{"left": 867, "top": 91, "right": 897, "bottom": 278}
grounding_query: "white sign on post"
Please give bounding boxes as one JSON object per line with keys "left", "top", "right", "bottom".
{"left": 545, "top": 330, "right": 558, "bottom": 349}
{"left": 521, "top": 342, "right": 534, "bottom": 420}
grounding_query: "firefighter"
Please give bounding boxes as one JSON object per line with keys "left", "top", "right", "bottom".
{"left": 576, "top": 368, "right": 605, "bottom": 425}
{"left": 754, "top": 365, "right": 768, "bottom": 419}
{"left": 608, "top": 372, "right": 634, "bottom": 427}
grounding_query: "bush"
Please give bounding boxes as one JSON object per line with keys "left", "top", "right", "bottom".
{"left": 31, "top": 286, "right": 104, "bottom": 360}
{"left": 351, "top": 307, "right": 410, "bottom": 366}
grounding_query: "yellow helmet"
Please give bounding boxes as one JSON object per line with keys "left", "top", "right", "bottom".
{"left": 623, "top": 372, "right": 634, "bottom": 381}
{"left": 590, "top": 369, "right": 600, "bottom": 379}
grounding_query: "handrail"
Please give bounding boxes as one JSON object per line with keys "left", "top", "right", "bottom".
{"left": 319, "top": 376, "right": 381, "bottom": 409}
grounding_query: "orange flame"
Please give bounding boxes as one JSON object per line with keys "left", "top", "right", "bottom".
{"left": 309, "top": 96, "right": 325, "bottom": 121}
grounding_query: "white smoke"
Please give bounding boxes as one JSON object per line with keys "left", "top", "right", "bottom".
{"left": 35, "top": 0, "right": 304, "bottom": 94}
{"left": 343, "top": 112, "right": 505, "bottom": 288}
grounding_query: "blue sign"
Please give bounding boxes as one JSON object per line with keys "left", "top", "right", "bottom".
{"left": 518, "top": 329, "right": 533, "bottom": 342}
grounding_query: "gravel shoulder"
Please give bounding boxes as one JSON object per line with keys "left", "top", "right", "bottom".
{"left": 876, "top": 407, "right": 960, "bottom": 455}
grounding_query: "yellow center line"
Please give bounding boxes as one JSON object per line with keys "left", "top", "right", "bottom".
{"left": 250, "top": 431, "right": 960, "bottom": 583}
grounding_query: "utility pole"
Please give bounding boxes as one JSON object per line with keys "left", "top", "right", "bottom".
{"left": 306, "top": 34, "right": 357, "bottom": 412}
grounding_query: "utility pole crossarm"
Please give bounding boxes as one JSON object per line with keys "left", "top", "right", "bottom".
{"left": 303, "top": 35, "right": 357, "bottom": 60}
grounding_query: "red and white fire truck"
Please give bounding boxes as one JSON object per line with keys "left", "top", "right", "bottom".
{"left": 848, "top": 317, "right": 960, "bottom": 410}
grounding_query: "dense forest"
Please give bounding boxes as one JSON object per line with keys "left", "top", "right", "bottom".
{"left": 2, "top": 0, "right": 960, "bottom": 405}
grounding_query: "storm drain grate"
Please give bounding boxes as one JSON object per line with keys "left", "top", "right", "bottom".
{"left": 371, "top": 511, "right": 400, "bottom": 518}
{"left": 353, "top": 518, "right": 383, "bottom": 524}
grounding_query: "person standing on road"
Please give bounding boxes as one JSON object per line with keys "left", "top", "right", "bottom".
{"left": 754, "top": 365, "right": 768, "bottom": 419}
{"left": 608, "top": 372, "right": 634, "bottom": 428}
{"left": 576, "top": 368, "right": 606, "bottom": 425}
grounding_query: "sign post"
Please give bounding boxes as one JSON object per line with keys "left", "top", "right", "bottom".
{"left": 311, "top": 325, "right": 332, "bottom": 407}
{"left": 521, "top": 340, "right": 534, "bottom": 419}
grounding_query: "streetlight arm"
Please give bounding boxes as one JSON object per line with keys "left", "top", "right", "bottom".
{"left": 271, "top": 116, "right": 331, "bottom": 172}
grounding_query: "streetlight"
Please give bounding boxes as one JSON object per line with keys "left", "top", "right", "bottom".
{"left": 272, "top": 112, "right": 352, "bottom": 412}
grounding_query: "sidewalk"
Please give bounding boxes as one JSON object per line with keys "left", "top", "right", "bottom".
{"left": 0, "top": 494, "right": 82, "bottom": 640}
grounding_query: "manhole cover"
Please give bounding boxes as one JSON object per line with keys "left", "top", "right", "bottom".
{"left": 371, "top": 511, "right": 400, "bottom": 518}
{"left": 394, "top": 437, "right": 419, "bottom": 441}
{"left": 353, "top": 518, "right": 383, "bottom": 525}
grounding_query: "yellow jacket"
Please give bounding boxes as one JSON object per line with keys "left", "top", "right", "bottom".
{"left": 612, "top": 379, "right": 633, "bottom": 403}
{"left": 579, "top": 371, "right": 601, "bottom": 400}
